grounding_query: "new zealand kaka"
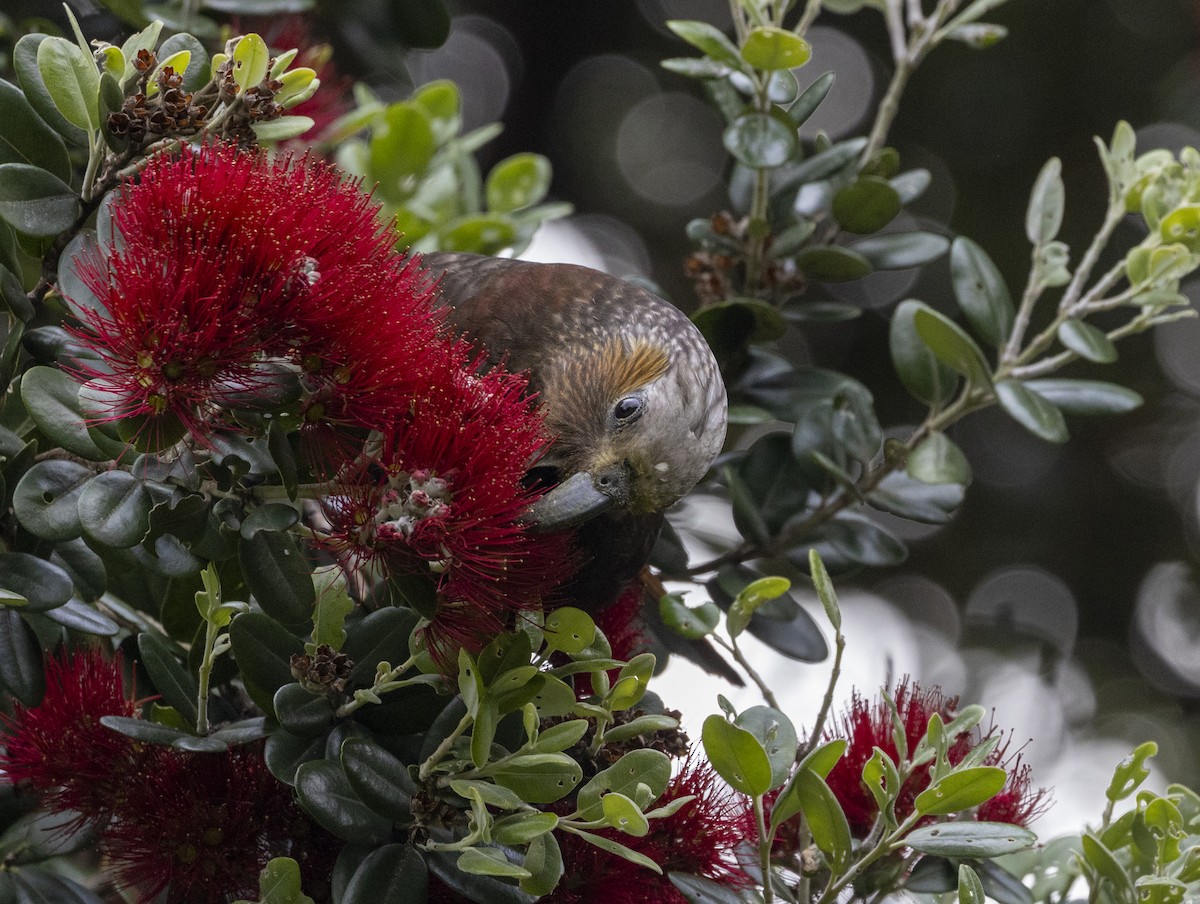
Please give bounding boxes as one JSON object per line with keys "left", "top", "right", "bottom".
{"left": 419, "top": 252, "right": 735, "bottom": 678}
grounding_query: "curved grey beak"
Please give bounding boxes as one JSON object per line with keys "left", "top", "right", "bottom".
{"left": 524, "top": 464, "right": 631, "bottom": 532}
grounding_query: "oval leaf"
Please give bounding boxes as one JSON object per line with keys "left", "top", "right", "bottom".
{"left": 295, "top": 760, "right": 393, "bottom": 845}
{"left": 0, "top": 163, "right": 79, "bottom": 236}
{"left": 913, "top": 306, "right": 993, "bottom": 386}
{"left": 949, "top": 237, "right": 1014, "bottom": 348}
{"left": 994, "top": 380, "right": 1068, "bottom": 443}
{"left": 701, "top": 714, "right": 772, "bottom": 796}
{"left": 914, "top": 766, "right": 1008, "bottom": 816}
{"left": 78, "top": 470, "right": 153, "bottom": 548}
{"left": 1023, "top": 378, "right": 1142, "bottom": 415}
{"left": 906, "top": 821, "right": 1037, "bottom": 858}
{"left": 724, "top": 112, "right": 796, "bottom": 169}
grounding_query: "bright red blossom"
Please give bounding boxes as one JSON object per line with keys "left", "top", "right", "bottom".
{"left": 69, "top": 144, "right": 449, "bottom": 443}
{"left": 106, "top": 743, "right": 337, "bottom": 904}
{"left": 0, "top": 648, "right": 140, "bottom": 825}
{"left": 819, "top": 679, "right": 1049, "bottom": 839}
{"left": 321, "top": 363, "right": 575, "bottom": 660}
{"left": 544, "top": 757, "right": 755, "bottom": 904}
{"left": 1, "top": 649, "right": 339, "bottom": 904}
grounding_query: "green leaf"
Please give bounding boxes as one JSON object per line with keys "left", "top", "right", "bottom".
{"left": 792, "top": 743, "right": 844, "bottom": 786}
{"left": 36, "top": 35, "right": 99, "bottom": 132}
{"left": 602, "top": 714, "right": 681, "bottom": 745}
{"left": 492, "top": 753, "right": 584, "bottom": 804}
{"left": 295, "top": 760, "right": 393, "bottom": 845}
{"left": 576, "top": 748, "right": 672, "bottom": 820}
{"left": 118, "top": 21, "right": 163, "bottom": 86}
{"left": 789, "top": 71, "right": 834, "bottom": 127}
{"left": 793, "top": 768, "right": 853, "bottom": 867}
{"left": 741, "top": 27, "right": 812, "bottom": 70}
{"left": 158, "top": 32, "right": 210, "bottom": 92}
{"left": 229, "top": 612, "right": 307, "bottom": 708}
{"left": 100, "top": 714, "right": 227, "bottom": 751}
{"left": 907, "top": 431, "right": 972, "bottom": 485}
{"left": 666, "top": 20, "right": 744, "bottom": 69}
{"left": 602, "top": 792, "right": 650, "bottom": 837}
{"left": 12, "top": 460, "right": 90, "bottom": 541}
{"left": 949, "top": 237, "right": 1014, "bottom": 348}
{"left": 0, "top": 552, "right": 72, "bottom": 612}
{"left": 566, "top": 828, "right": 663, "bottom": 874}
{"left": 1106, "top": 741, "right": 1157, "bottom": 802}
{"left": 456, "top": 848, "right": 530, "bottom": 880}
{"left": 915, "top": 766, "right": 1006, "bottom": 815}
{"left": 958, "top": 863, "right": 987, "bottom": 904}
{"left": 341, "top": 844, "right": 426, "bottom": 904}
{"left": 796, "top": 245, "right": 873, "bottom": 282}
{"left": 0, "top": 163, "right": 79, "bottom": 237}
{"left": 1026, "top": 157, "right": 1064, "bottom": 246}
{"left": 273, "top": 684, "right": 335, "bottom": 737}
{"left": 0, "top": 609, "right": 45, "bottom": 706}
{"left": 340, "top": 737, "right": 415, "bottom": 822}
{"left": 371, "top": 102, "right": 435, "bottom": 195}
{"left": 439, "top": 214, "right": 518, "bottom": 255}
{"left": 1056, "top": 319, "right": 1117, "bottom": 363}
{"left": 852, "top": 231, "right": 950, "bottom": 269}
{"left": 14, "top": 34, "right": 89, "bottom": 145}
{"left": 692, "top": 298, "right": 788, "bottom": 353}
{"left": 913, "top": 306, "right": 993, "bottom": 386}
{"left": 521, "top": 832, "right": 564, "bottom": 897}
{"left": 662, "top": 57, "right": 735, "bottom": 79}
{"left": 994, "top": 380, "right": 1068, "bottom": 443}
{"left": 701, "top": 714, "right": 772, "bottom": 796}
{"left": 44, "top": 598, "right": 119, "bottom": 636}
{"left": 138, "top": 632, "right": 199, "bottom": 725}
{"left": 20, "top": 366, "right": 110, "bottom": 461}
{"left": 241, "top": 857, "right": 315, "bottom": 904}
{"left": 735, "top": 706, "right": 798, "bottom": 790}
{"left": 658, "top": 593, "right": 720, "bottom": 640}
{"left": 669, "top": 872, "right": 752, "bottom": 904}
{"left": 486, "top": 153, "right": 551, "bottom": 213}
{"left": 543, "top": 607, "right": 596, "bottom": 655}
{"left": 232, "top": 33, "right": 270, "bottom": 91}
{"left": 239, "top": 531, "right": 316, "bottom": 631}
{"left": 723, "top": 113, "right": 796, "bottom": 169}
{"left": 805, "top": 548, "right": 841, "bottom": 631}
{"left": 727, "top": 576, "right": 791, "bottom": 639}
{"left": 344, "top": 607, "right": 419, "bottom": 687}
{"left": 890, "top": 300, "right": 959, "bottom": 406}
{"left": 832, "top": 176, "right": 901, "bottom": 234}
{"left": 906, "top": 821, "right": 1038, "bottom": 858}
{"left": 1024, "top": 378, "right": 1141, "bottom": 415}
{"left": 252, "top": 116, "right": 316, "bottom": 143}
{"left": 311, "top": 565, "right": 354, "bottom": 652}
{"left": 0, "top": 79, "right": 71, "bottom": 181}
{"left": 78, "top": 471, "right": 153, "bottom": 548}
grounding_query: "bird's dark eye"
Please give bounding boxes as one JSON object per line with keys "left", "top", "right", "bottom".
{"left": 613, "top": 395, "right": 644, "bottom": 423}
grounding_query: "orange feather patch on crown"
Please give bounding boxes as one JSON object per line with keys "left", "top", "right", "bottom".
{"left": 598, "top": 338, "right": 670, "bottom": 399}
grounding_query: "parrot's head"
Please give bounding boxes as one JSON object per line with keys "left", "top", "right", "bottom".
{"left": 527, "top": 318, "right": 727, "bottom": 530}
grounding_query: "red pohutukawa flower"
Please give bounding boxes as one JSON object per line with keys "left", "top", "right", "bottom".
{"left": 2, "top": 648, "right": 339, "bottom": 904}
{"left": 543, "top": 757, "right": 755, "bottom": 904}
{"left": 105, "top": 743, "right": 337, "bottom": 904}
{"left": 68, "top": 142, "right": 450, "bottom": 442}
{"left": 0, "top": 647, "right": 139, "bottom": 825}
{"left": 320, "top": 364, "right": 575, "bottom": 659}
{"left": 820, "top": 679, "right": 1049, "bottom": 838}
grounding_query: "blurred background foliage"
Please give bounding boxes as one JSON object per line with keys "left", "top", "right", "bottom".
{"left": 9, "top": 0, "right": 1200, "bottom": 830}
